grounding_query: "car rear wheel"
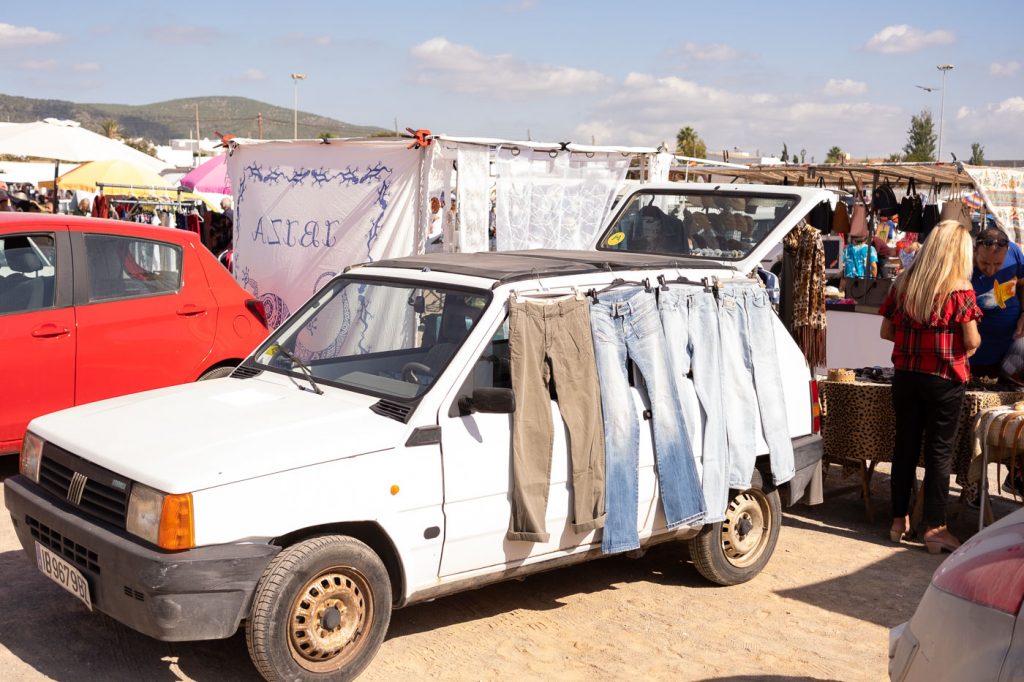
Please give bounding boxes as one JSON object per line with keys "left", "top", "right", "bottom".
{"left": 246, "top": 535, "right": 392, "bottom": 682}
{"left": 688, "top": 469, "right": 781, "bottom": 586}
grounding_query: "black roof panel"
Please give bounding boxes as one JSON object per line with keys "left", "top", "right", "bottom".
{"left": 362, "top": 249, "right": 727, "bottom": 285}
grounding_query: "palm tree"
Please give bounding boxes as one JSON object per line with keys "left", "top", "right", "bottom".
{"left": 825, "top": 146, "right": 845, "bottom": 164}
{"left": 99, "top": 119, "right": 122, "bottom": 139}
{"left": 675, "top": 126, "right": 707, "bottom": 158}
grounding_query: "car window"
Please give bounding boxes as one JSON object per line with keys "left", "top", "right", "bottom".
{"left": 597, "top": 190, "right": 800, "bottom": 261}
{"left": 0, "top": 233, "right": 57, "bottom": 314}
{"left": 84, "top": 234, "right": 182, "bottom": 302}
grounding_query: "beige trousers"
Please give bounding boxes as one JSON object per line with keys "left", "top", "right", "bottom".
{"left": 507, "top": 296, "right": 606, "bottom": 543}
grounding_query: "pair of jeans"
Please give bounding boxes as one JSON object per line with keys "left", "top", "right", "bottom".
{"left": 589, "top": 288, "right": 706, "bottom": 554}
{"left": 890, "top": 370, "right": 965, "bottom": 527}
{"left": 659, "top": 287, "right": 729, "bottom": 523}
{"left": 507, "top": 296, "right": 606, "bottom": 543}
{"left": 717, "top": 285, "right": 796, "bottom": 487}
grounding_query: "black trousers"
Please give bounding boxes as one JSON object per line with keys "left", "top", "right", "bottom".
{"left": 890, "top": 370, "right": 966, "bottom": 527}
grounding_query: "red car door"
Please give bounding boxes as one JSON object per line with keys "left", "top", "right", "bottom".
{"left": 72, "top": 230, "right": 218, "bottom": 404}
{"left": 0, "top": 228, "right": 75, "bottom": 454}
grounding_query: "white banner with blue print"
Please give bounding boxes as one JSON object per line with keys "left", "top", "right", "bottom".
{"left": 228, "top": 140, "right": 423, "bottom": 329}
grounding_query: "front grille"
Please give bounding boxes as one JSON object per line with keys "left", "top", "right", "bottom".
{"left": 26, "top": 515, "right": 100, "bottom": 574}
{"left": 38, "top": 443, "right": 130, "bottom": 529}
{"left": 123, "top": 586, "right": 145, "bottom": 601}
{"left": 370, "top": 399, "right": 414, "bottom": 423}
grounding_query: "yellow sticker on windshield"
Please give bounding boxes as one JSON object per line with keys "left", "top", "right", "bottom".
{"left": 607, "top": 231, "right": 625, "bottom": 246}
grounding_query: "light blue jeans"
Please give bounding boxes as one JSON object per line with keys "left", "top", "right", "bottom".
{"left": 717, "top": 285, "right": 795, "bottom": 486}
{"left": 590, "top": 288, "right": 706, "bottom": 554}
{"left": 659, "top": 288, "right": 729, "bottom": 523}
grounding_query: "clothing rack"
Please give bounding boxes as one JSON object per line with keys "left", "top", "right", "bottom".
{"left": 96, "top": 182, "right": 199, "bottom": 212}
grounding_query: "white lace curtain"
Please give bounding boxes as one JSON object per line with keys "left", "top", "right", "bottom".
{"left": 494, "top": 148, "right": 631, "bottom": 251}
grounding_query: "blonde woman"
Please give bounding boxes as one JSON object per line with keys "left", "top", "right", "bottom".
{"left": 879, "top": 220, "right": 982, "bottom": 554}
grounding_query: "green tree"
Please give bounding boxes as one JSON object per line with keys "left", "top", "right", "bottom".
{"left": 124, "top": 137, "right": 156, "bottom": 157}
{"left": 902, "top": 109, "right": 937, "bottom": 162}
{"left": 780, "top": 142, "right": 789, "bottom": 163}
{"left": 99, "top": 119, "right": 122, "bottom": 139}
{"left": 825, "top": 146, "right": 845, "bottom": 163}
{"left": 675, "top": 126, "right": 707, "bottom": 158}
{"left": 969, "top": 142, "right": 985, "bottom": 165}
{"left": 887, "top": 152, "right": 905, "bottom": 162}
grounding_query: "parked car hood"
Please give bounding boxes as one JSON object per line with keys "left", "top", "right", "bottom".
{"left": 29, "top": 377, "right": 405, "bottom": 493}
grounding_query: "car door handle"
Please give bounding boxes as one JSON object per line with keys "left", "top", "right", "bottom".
{"left": 31, "top": 324, "right": 70, "bottom": 338}
{"left": 176, "top": 304, "right": 207, "bottom": 317}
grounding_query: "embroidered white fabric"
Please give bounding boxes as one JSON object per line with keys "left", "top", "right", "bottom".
{"left": 494, "top": 148, "right": 630, "bottom": 251}
{"left": 456, "top": 145, "right": 491, "bottom": 253}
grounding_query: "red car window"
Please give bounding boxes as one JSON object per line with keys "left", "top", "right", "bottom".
{"left": 0, "top": 233, "right": 57, "bottom": 314}
{"left": 84, "top": 234, "right": 182, "bottom": 302}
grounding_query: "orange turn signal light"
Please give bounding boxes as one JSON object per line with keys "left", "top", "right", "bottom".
{"left": 158, "top": 493, "right": 195, "bottom": 550}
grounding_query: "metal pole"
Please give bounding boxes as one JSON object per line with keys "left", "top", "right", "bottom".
{"left": 293, "top": 80, "right": 298, "bottom": 139}
{"left": 937, "top": 64, "right": 954, "bottom": 162}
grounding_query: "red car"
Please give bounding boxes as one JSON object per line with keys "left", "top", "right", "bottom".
{"left": 0, "top": 213, "right": 268, "bottom": 455}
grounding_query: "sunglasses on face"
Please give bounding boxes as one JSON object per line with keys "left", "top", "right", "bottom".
{"left": 977, "top": 238, "right": 1009, "bottom": 248}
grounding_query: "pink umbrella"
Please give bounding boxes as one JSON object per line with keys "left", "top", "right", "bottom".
{"left": 180, "top": 154, "right": 230, "bottom": 194}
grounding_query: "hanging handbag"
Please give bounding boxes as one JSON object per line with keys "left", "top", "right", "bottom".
{"left": 844, "top": 241, "right": 890, "bottom": 306}
{"left": 921, "top": 184, "right": 941, "bottom": 235}
{"left": 808, "top": 178, "right": 833, "bottom": 233}
{"left": 872, "top": 179, "right": 899, "bottom": 218}
{"left": 898, "top": 178, "right": 923, "bottom": 233}
{"left": 833, "top": 200, "right": 850, "bottom": 234}
{"left": 940, "top": 180, "right": 973, "bottom": 231}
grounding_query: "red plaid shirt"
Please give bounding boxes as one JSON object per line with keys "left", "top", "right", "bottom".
{"left": 879, "top": 288, "right": 983, "bottom": 383}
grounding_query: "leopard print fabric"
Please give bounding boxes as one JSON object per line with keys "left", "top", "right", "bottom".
{"left": 821, "top": 380, "right": 1024, "bottom": 496}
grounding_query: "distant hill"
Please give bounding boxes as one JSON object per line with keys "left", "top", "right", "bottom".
{"left": 0, "top": 94, "right": 390, "bottom": 143}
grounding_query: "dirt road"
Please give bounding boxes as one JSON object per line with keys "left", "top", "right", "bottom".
{"left": 1, "top": 458, "right": 1013, "bottom": 681}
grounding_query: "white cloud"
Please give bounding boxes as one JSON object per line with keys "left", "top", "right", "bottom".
{"left": 864, "top": 25, "right": 955, "bottom": 54}
{"left": 575, "top": 72, "right": 903, "bottom": 157}
{"left": 72, "top": 62, "right": 100, "bottom": 72}
{"left": 823, "top": 79, "right": 868, "bottom": 96}
{"left": 410, "top": 37, "right": 610, "bottom": 97}
{"left": 0, "top": 22, "right": 62, "bottom": 46}
{"left": 20, "top": 59, "right": 57, "bottom": 71}
{"left": 990, "top": 61, "right": 1021, "bottom": 77}
{"left": 680, "top": 42, "right": 738, "bottom": 61}
{"left": 241, "top": 68, "right": 266, "bottom": 82}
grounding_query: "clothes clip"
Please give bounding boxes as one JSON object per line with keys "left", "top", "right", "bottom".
{"left": 572, "top": 286, "right": 584, "bottom": 300}
{"left": 657, "top": 274, "right": 669, "bottom": 291}
{"left": 642, "top": 278, "right": 652, "bottom": 293}
{"left": 587, "top": 288, "right": 598, "bottom": 304}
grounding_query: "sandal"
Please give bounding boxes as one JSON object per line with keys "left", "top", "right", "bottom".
{"left": 889, "top": 516, "right": 910, "bottom": 543}
{"left": 922, "top": 526, "right": 961, "bottom": 555}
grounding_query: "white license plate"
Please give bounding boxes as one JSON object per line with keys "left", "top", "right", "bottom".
{"left": 35, "top": 542, "right": 92, "bottom": 611}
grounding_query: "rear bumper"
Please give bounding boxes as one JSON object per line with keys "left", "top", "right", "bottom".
{"left": 4, "top": 475, "right": 278, "bottom": 641}
{"left": 782, "top": 434, "right": 824, "bottom": 506}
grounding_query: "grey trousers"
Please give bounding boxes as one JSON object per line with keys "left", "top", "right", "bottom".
{"left": 507, "top": 296, "right": 606, "bottom": 542}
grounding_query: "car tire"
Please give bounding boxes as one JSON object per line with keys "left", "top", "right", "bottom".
{"left": 246, "top": 535, "right": 392, "bottom": 682}
{"left": 197, "top": 366, "right": 236, "bottom": 381}
{"left": 688, "top": 469, "right": 781, "bottom": 586}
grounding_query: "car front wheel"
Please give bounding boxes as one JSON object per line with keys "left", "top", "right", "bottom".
{"left": 688, "top": 468, "right": 781, "bottom": 586}
{"left": 246, "top": 535, "right": 392, "bottom": 681}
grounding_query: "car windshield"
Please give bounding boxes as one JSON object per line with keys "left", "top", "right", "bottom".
{"left": 597, "top": 190, "right": 801, "bottom": 261}
{"left": 252, "top": 278, "right": 489, "bottom": 401}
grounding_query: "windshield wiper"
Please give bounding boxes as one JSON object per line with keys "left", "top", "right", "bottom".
{"left": 275, "top": 346, "right": 324, "bottom": 395}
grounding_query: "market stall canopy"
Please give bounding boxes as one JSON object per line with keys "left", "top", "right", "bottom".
{"left": 0, "top": 119, "right": 168, "bottom": 171}
{"left": 688, "top": 161, "right": 970, "bottom": 190}
{"left": 179, "top": 154, "right": 229, "bottom": 194}
{"left": 42, "top": 159, "right": 175, "bottom": 196}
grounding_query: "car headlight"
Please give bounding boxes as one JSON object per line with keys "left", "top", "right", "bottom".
{"left": 19, "top": 432, "right": 44, "bottom": 483}
{"left": 127, "top": 483, "right": 194, "bottom": 551}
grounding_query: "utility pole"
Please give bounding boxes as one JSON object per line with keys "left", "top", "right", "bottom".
{"left": 194, "top": 103, "right": 201, "bottom": 163}
{"left": 936, "top": 64, "right": 954, "bottom": 163}
{"left": 290, "top": 73, "right": 306, "bottom": 139}
{"left": 257, "top": 112, "right": 263, "bottom": 140}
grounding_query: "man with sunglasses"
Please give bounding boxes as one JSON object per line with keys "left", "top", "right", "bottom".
{"left": 971, "top": 226, "right": 1024, "bottom": 377}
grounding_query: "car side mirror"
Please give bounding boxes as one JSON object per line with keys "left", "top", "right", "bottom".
{"left": 458, "top": 387, "right": 515, "bottom": 415}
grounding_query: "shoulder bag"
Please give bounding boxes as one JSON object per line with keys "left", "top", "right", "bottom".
{"left": 940, "top": 180, "right": 973, "bottom": 231}
{"left": 898, "top": 178, "right": 923, "bottom": 233}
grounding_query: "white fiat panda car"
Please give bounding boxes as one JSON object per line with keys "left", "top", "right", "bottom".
{"left": 6, "top": 184, "right": 828, "bottom": 681}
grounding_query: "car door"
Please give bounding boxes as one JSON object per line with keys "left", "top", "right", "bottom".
{"left": 71, "top": 230, "right": 218, "bottom": 404}
{"left": 436, "top": 309, "right": 658, "bottom": 576}
{"left": 0, "top": 227, "right": 74, "bottom": 453}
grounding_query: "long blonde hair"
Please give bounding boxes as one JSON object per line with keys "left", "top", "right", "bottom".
{"left": 894, "top": 220, "right": 973, "bottom": 323}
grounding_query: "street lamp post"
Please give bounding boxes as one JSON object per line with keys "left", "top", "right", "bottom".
{"left": 290, "top": 73, "right": 306, "bottom": 139}
{"left": 936, "top": 64, "right": 954, "bottom": 163}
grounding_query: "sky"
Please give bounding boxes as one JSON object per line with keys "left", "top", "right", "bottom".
{"left": 1, "top": 0, "right": 1022, "bottom": 160}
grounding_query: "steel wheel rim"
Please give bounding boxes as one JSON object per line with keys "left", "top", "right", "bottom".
{"left": 720, "top": 490, "right": 770, "bottom": 568}
{"left": 288, "top": 567, "right": 373, "bottom": 672}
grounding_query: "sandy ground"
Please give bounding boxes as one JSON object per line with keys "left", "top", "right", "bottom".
{"left": 1, "top": 457, "right": 1019, "bottom": 682}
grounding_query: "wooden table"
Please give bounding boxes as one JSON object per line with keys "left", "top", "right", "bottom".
{"left": 820, "top": 379, "right": 1024, "bottom": 520}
